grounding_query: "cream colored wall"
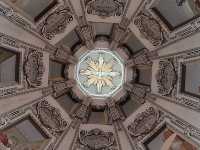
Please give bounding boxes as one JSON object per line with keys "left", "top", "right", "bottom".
{"left": 0, "top": 90, "right": 42, "bottom": 115}
{"left": 153, "top": 97, "right": 200, "bottom": 129}
{"left": 151, "top": 57, "right": 200, "bottom": 132}
{"left": 0, "top": 0, "right": 200, "bottom": 150}
{"left": 0, "top": 16, "right": 46, "bottom": 48}
{"left": 158, "top": 32, "right": 200, "bottom": 57}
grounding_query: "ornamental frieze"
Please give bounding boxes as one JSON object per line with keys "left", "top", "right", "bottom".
{"left": 128, "top": 107, "right": 160, "bottom": 139}
{"left": 35, "top": 100, "right": 68, "bottom": 136}
{"left": 0, "top": 98, "right": 70, "bottom": 150}
{"left": 24, "top": 50, "right": 45, "bottom": 88}
{"left": 0, "top": 33, "right": 48, "bottom": 98}
{"left": 0, "top": 3, "right": 34, "bottom": 31}
{"left": 156, "top": 59, "right": 177, "bottom": 96}
{"left": 134, "top": 13, "right": 164, "bottom": 46}
{"left": 39, "top": 6, "right": 73, "bottom": 40}
{"left": 85, "top": 0, "right": 126, "bottom": 17}
{"left": 75, "top": 128, "right": 117, "bottom": 150}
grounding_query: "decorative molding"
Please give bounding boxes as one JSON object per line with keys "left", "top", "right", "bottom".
{"left": 0, "top": 1, "right": 72, "bottom": 44}
{"left": 39, "top": 6, "right": 73, "bottom": 40}
{"left": 153, "top": 99, "right": 200, "bottom": 141}
{"left": 0, "top": 98, "right": 69, "bottom": 150}
{"left": 51, "top": 79, "right": 76, "bottom": 98}
{"left": 126, "top": 103, "right": 200, "bottom": 149}
{"left": 106, "top": 99, "right": 125, "bottom": 125}
{"left": 124, "top": 83, "right": 148, "bottom": 103}
{"left": 0, "top": 32, "right": 43, "bottom": 52}
{"left": 134, "top": 12, "right": 164, "bottom": 46}
{"left": 156, "top": 59, "right": 177, "bottom": 96}
{"left": 171, "top": 118, "right": 200, "bottom": 141}
{"left": 0, "top": 98, "right": 67, "bottom": 149}
{"left": 139, "top": 118, "right": 200, "bottom": 150}
{"left": 0, "top": 33, "right": 47, "bottom": 98}
{"left": 0, "top": 87, "right": 18, "bottom": 98}
{"left": 24, "top": 50, "right": 45, "bottom": 88}
{"left": 70, "top": 99, "right": 92, "bottom": 127}
{"left": 111, "top": 24, "right": 129, "bottom": 49}
{"left": 110, "top": 17, "right": 131, "bottom": 49}
{"left": 133, "top": 0, "right": 200, "bottom": 49}
{"left": 126, "top": 49, "right": 153, "bottom": 67}
{"left": 35, "top": 100, "right": 68, "bottom": 136}
{"left": 69, "top": 43, "right": 132, "bottom": 109}
{"left": 154, "top": 47, "right": 200, "bottom": 112}
{"left": 127, "top": 107, "right": 162, "bottom": 140}
{"left": 76, "top": 23, "right": 95, "bottom": 49}
{"left": 42, "top": 86, "right": 54, "bottom": 97}
{"left": 138, "top": 100, "right": 200, "bottom": 150}
{"left": 0, "top": 2, "right": 35, "bottom": 32}
{"left": 85, "top": 0, "right": 126, "bottom": 17}
{"left": 53, "top": 47, "right": 77, "bottom": 64}
{"left": 77, "top": 128, "right": 116, "bottom": 150}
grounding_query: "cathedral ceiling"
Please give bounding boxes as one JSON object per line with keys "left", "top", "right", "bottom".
{"left": 0, "top": 0, "right": 199, "bottom": 150}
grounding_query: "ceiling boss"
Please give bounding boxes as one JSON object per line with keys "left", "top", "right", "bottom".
{"left": 76, "top": 49, "right": 124, "bottom": 97}
{"left": 80, "top": 54, "right": 120, "bottom": 93}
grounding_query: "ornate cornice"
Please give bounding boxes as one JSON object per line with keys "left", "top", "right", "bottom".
{"left": 0, "top": 98, "right": 69, "bottom": 150}
{"left": 23, "top": 50, "right": 45, "bottom": 88}
{"left": 79, "top": 128, "right": 115, "bottom": 149}
{"left": 38, "top": 6, "right": 73, "bottom": 40}
{"left": 0, "top": 33, "right": 47, "bottom": 98}
{"left": 133, "top": 0, "right": 200, "bottom": 50}
{"left": 127, "top": 107, "right": 161, "bottom": 139}
{"left": 134, "top": 12, "right": 164, "bottom": 47}
{"left": 156, "top": 59, "right": 177, "bottom": 96}
{"left": 35, "top": 100, "right": 68, "bottom": 136}
{"left": 85, "top": 0, "right": 126, "bottom": 17}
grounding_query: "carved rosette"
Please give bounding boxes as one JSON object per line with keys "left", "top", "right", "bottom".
{"left": 156, "top": 59, "right": 177, "bottom": 96}
{"left": 134, "top": 13, "right": 163, "bottom": 46}
{"left": 78, "top": 129, "right": 115, "bottom": 150}
{"left": 40, "top": 6, "right": 73, "bottom": 40}
{"left": 128, "top": 107, "right": 160, "bottom": 139}
{"left": 36, "top": 100, "right": 68, "bottom": 135}
{"left": 85, "top": 0, "right": 125, "bottom": 17}
{"left": 24, "top": 50, "right": 45, "bottom": 88}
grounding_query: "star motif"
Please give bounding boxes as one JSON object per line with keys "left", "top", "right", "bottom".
{"left": 80, "top": 54, "right": 121, "bottom": 93}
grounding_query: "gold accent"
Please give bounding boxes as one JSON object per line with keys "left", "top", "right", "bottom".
{"left": 80, "top": 54, "right": 120, "bottom": 93}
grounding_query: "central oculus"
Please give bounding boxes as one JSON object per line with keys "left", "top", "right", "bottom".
{"left": 76, "top": 48, "right": 124, "bottom": 97}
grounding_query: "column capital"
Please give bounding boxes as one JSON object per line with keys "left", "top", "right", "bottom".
{"left": 51, "top": 79, "right": 76, "bottom": 98}
{"left": 71, "top": 97, "right": 92, "bottom": 123}
{"left": 126, "top": 49, "right": 155, "bottom": 67}
{"left": 124, "top": 82, "right": 149, "bottom": 101}
{"left": 110, "top": 24, "right": 129, "bottom": 50}
{"left": 54, "top": 47, "right": 78, "bottom": 64}
{"left": 42, "top": 86, "right": 54, "bottom": 97}
{"left": 76, "top": 17, "right": 95, "bottom": 50}
{"left": 106, "top": 98, "right": 125, "bottom": 123}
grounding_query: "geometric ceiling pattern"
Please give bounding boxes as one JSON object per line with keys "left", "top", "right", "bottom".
{"left": 0, "top": 0, "right": 199, "bottom": 150}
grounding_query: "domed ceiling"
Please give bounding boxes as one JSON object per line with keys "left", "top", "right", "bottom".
{"left": 0, "top": 0, "right": 200, "bottom": 150}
